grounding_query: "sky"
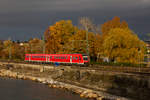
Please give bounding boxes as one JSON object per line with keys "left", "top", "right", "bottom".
{"left": 0, "top": 0, "right": 150, "bottom": 41}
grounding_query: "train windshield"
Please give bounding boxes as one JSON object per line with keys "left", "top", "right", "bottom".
{"left": 83, "top": 56, "right": 88, "bottom": 61}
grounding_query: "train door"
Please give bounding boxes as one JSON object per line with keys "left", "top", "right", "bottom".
{"left": 46, "top": 56, "right": 50, "bottom": 62}
{"left": 29, "top": 55, "right": 31, "bottom": 61}
{"left": 48, "top": 56, "right": 52, "bottom": 62}
{"left": 46, "top": 56, "right": 48, "bottom": 62}
{"left": 48, "top": 56, "right": 51, "bottom": 62}
{"left": 46, "top": 56, "right": 47, "bottom": 62}
{"left": 70, "top": 56, "right": 72, "bottom": 63}
{"left": 79, "top": 56, "right": 81, "bottom": 64}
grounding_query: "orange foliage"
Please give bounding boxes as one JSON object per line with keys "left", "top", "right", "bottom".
{"left": 101, "top": 16, "right": 128, "bottom": 37}
{"left": 44, "top": 20, "right": 77, "bottom": 54}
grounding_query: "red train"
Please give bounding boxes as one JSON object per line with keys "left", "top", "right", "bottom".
{"left": 25, "top": 54, "right": 90, "bottom": 65}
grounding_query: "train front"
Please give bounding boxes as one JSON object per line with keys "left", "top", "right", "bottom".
{"left": 82, "top": 54, "right": 90, "bottom": 65}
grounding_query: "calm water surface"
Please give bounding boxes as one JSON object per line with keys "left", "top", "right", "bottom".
{"left": 0, "top": 77, "right": 87, "bottom": 100}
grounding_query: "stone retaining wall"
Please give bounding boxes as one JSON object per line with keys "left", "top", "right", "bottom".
{"left": 0, "top": 62, "right": 131, "bottom": 100}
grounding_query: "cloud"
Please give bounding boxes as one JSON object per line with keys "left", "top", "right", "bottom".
{"left": 0, "top": 0, "right": 150, "bottom": 13}
{"left": 0, "top": 0, "right": 150, "bottom": 40}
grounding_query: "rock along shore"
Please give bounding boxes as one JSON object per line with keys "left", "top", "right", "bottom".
{"left": 0, "top": 62, "right": 132, "bottom": 100}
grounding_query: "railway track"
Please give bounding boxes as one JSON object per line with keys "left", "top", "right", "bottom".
{"left": 1, "top": 60, "right": 150, "bottom": 76}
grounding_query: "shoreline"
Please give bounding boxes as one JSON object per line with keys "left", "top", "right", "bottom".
{"left": 0, "top": 62, "right": 132, "bottom": 100}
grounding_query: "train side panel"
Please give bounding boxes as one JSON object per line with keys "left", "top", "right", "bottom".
{"left": 25, "top": 54, "right": 89, "bottom": 65}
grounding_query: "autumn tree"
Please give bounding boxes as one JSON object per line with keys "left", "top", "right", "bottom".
{"left": 45, "top": 20, "right": 77, "bottom": 54}
{"left": 79, "top": 17, "right": 95, "bottom": 31}
{"left": 94, "top": 34, "right": 103, "bottom": 61}
{"left": 103, "top": 28, "right": 146, "bottom": 64}
{"left": 11, "top": 43, "right": 25, "bottom": 60}
{"left": 0, "top": 40, "right": 25, "bottom": 60}
{"left": 0, "top": 40, "right": 13, "bottom": 59}
{"left": 26, "top": 38, "right": 43, "bottom": 54}
{"left": 0, "top": 40, "right": 3, "bottom": 58}
{"left": 101, "top": 16, "right": 128, "bottom": 37}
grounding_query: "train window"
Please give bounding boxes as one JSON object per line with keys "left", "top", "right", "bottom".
{"left": 73, "top": 57, "right": 75, "bottom": 60}
{"left": 79, "top": 56, "right": 81, "bottom": 60}
{"left": 50, "top": 56, "right": 52, "bottom": 59}
{"left": 76, "top": 57, "right": 78, "bottom": 60}
{"left": 83, "top": 56, "right": 88, "bottom": 61}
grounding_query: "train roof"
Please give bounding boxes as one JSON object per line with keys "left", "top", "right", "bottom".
{"left": 25, "top": 54, "right": 84, "bottom": 56}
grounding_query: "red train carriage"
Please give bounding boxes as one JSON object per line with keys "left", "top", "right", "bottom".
{"left": 25, "top": 54, "right": 90, "bottom": 65}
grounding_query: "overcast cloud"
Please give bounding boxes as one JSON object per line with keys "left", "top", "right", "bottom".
{"left": 0, "top": 0, "right": 150, "bottom": 40}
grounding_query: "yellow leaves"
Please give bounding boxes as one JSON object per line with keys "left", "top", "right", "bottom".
{"left": 103, "top": 28, "right": 146, "bottom": 64}
{"left": 43, "top": 18, "right": 145, "bottom": 64}
{"left": 45, "top": 20, "right": 77, "bottom": 54}
{"left": 3, "top": 40, "right": 13, "bottom": 48}
{"left": 28, "top": 38, "right": 43, "bottom": 54}
{"left": 0, "top": 40, "right": 25, "bottom": 59}
{"left": 101, "top": 16, "right": 128, "bottom": 38}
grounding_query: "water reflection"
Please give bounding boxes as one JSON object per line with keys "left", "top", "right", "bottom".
{"left": 0, "top": 77, "right": 87, "bottom": 100}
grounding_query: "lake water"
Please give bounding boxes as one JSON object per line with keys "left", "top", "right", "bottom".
{"left": 0, "top": 77, "right": 87, "bottom": 100}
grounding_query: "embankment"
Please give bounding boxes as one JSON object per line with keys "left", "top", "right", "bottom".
{"left": 1, "top": 62, "right": 149, "bottom": 100}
